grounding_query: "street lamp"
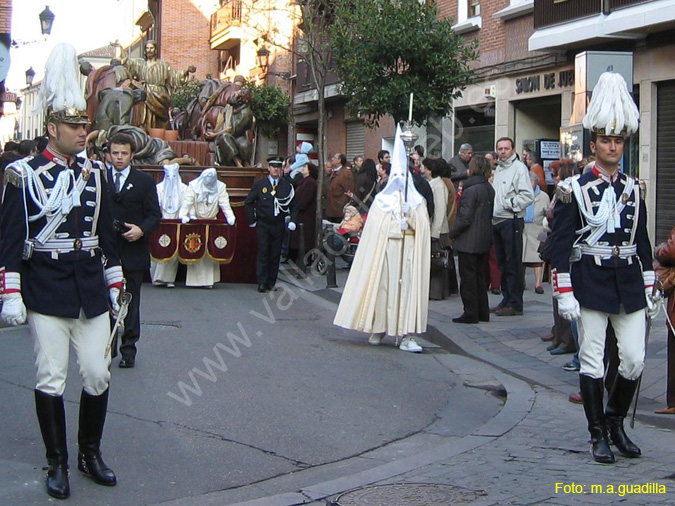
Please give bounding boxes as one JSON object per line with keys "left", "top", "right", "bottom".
{"left": 25, "top": 67, "right": 36, "bottom": 87}
{"left": 11, "top": 6, "right": 56, "bottom": 48}
{"left": 39, "top": 6, "right": 56, "bottom": 36}
{"left": 256, "top": 46, "right": 270, "bottom": 74}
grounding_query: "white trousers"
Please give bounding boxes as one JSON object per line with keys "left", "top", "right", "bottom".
{"left": 28, "top": 310, "right": 111, "bottom": 396}
{"left": 578, "top": 306, "right": 646, "bottom": 381}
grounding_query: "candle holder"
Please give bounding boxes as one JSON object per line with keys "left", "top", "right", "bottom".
{"left": 399, "top": 121, "right": 419, "bottom": 156}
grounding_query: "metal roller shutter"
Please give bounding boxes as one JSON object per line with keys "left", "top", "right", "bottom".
{"left": 346, "top": 121, "right": 365, "bottom": 162}
{"left": 656, "top": 80, "right": 675, "bottom": 244}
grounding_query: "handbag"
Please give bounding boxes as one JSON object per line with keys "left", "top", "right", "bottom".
{"left": 431, "top": 250, "right": 450, "bottom": 270}
{"left": 538, "top": 232, "right": 553, "bottom": 263}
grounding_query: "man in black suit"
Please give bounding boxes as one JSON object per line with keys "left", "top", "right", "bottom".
{"left": 245, "top": 157, "right": 298, "bottom": 292}
{"left": 106, "top": 132, "right": 161, "bottom": 368}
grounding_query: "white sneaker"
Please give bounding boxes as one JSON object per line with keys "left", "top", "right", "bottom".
{"left": 167, "top": 282, "right": 175, "bottom": 288}
{"left": 399, "top": 336, "right": 422, "bottom": 353}
{"left": 368, "top": 333, "right": 384, "bottom": 345}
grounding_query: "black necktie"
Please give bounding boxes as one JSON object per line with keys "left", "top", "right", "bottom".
{"left": 114, "top": 172, "right": 122, "bottom": 193}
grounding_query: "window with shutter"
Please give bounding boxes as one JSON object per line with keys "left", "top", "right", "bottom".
{"left": 656, "top": 80, "right": 675, "bottom": 243}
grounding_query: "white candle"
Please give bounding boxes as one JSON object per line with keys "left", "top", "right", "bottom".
{"left": 408, "top": 93, "right": 413, "bottom": 123}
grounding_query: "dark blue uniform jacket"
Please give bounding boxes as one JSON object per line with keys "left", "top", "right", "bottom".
{"left": 0, "top": 151, "right": 121, "bottom": 319}
{"left": 550, "top": 169, "right": 653, "bottom": 314}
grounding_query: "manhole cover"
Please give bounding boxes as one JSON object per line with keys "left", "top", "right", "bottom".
{"left": 336, "top": 483, "right": 486, "bottom": 505}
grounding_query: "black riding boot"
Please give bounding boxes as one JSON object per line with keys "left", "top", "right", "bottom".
{"left": 606, "top": 374, "right": 641, "bottom": 458}
{"left": 579, "top": 375, "right": 615, "bottom": 463}
{"left": 34, "top": 390, "right": 70, "bottom": 499}
{"left": 77, "top": 388, "right": 117, "bottom": 486}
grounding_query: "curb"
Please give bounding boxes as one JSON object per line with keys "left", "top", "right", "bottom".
{"left": 222, "top": 280, "right": 536, "bottom": 506}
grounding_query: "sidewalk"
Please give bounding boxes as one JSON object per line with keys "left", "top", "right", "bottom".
{"left": 232, "top": 261, "right": 675, "bottom": 505}
{"left": 309, "top": 260, "right": 673, "bottom": 425}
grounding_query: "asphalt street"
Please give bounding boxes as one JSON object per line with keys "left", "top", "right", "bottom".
{"left": 0, "top": 275, "right": 502, "bottom": 505}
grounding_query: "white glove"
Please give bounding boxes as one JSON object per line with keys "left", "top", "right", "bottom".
{"left": 180, "top": 215, "right": 190, "bottom": 224}
{"left": 643, "top": 271, "right": 662, "bottom": 319}
{"left": 109, "top": 288, "right": 121, "bottom": 318}
{"left": 227, "top": 215, "right": 236, "bottom": 226}
{"left": 402, "top": 202, "right": 410, "bottom": 214}
{"left": 1, "top": 293, "right": 26, "bottom": 326}
{"left": 287, "top": 222, "right": 296, "bottom": 231}
{"left": 551, "top": 269, "right": 579, "bottom": 321}
{"left": 556, "top": 292, "right": 580, "bottom": 321}
{"left": 645, "top": 287, "right": 662, "bottom": 319}
{"left": 400, "top": 220, "right": 409, "bottom": 231}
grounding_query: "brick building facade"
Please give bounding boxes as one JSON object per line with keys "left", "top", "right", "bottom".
{"left": 158, "top": 0, "right": 219, "bottom": 79}
{"left": 0, "top": 0, "right": 10, "bottom": 34}
{"left": 436, "top": 0, "right": 675, "bottom": 243}
{"left": 289, "top": 1, "right": 547, "bottom": 168}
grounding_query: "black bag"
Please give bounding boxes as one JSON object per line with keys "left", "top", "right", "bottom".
{"left": 538, "top": 233, "right": 553, "bottom": 263}
{"left": 431, "top": 249, "right": 450, "bottom": 270}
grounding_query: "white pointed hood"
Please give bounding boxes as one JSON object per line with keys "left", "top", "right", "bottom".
{"left": 161, "top": 163, "right": 183, "bottom": 214}
{"left": 373, "top": 124, "right": 424, "bottom": 213}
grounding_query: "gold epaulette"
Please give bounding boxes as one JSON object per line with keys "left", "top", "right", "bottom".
{"left": 555, "top": 179, "right": 574, "bottom": 204}
{"left": 638, "top": 178, "right": 647, "bottom": 201}
{"left": 3, "top": 164, "right": 27, "bottom": 188}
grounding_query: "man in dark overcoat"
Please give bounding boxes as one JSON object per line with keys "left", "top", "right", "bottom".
{"left": 105, "top": 132, "right": 161, "bottom": 368}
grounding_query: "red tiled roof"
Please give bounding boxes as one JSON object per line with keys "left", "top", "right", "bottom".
{"left": 78, "top": 44, "right": 117, "bottom": 59}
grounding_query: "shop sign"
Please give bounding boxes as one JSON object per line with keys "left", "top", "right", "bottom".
{"left": 515, "top": 70, "right": 574, "bottom": 94}
{"left": 0, "top": 91, "right": 17, "bottom": 103}
{"left": 539, "top": 140, "right": 561, "bottom": 159}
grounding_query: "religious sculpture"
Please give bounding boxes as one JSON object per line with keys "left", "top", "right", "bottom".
{"left": 92, "top": 87, "right": 147, "bottom": 132}
{"left": 181, "top": 78, "right": 221, "bottom": 140}
{"left": 198, "top": 76, "right": 255, "bottom": 167}
{"left": 112, "top": 40, "right": 196, "bottom": 131}
{"left": 87, "top": 125, "right": 194, "bottom": 167}
{"left": 80, "top": 58, "right": 132, "bottom": 127}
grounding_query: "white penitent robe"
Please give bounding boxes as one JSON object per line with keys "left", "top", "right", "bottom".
{"left": 179, "top": 181, "right": 235, "bottom": 287}
{"left": 334, "top": 190, "right": 430, "bottom": 337}
{"left": 151, "top": 179, "right": 188, "bottom": 285}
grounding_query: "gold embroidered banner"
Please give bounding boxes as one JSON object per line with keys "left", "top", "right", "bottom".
{"left": 150, "top": 220, "right": 180, "bottom": 262}
{"left": 206, "top": 222, "right": 236, "bottom": 263}
{"left": 177, "top": 222, "right": 206, "bottom": 263}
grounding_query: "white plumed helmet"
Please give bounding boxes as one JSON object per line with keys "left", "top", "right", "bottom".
{"left": 582, "top": 72, "right": 639, "bottom": 137}
{"left": 35, "top": 43, "right": 88, "bottom": 125}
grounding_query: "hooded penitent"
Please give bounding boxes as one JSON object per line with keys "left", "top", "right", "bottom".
{"left": 334, "top": 124, "right": 430, "bottom": 337}
{"left": 160, "top": 163, "right": 183, "bottom": 214}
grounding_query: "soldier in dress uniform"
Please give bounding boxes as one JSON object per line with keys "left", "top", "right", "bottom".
{"left": 244, "top": 157, "right": 298, "bottom": 292}
{"left": 0, "top": 43, "right": 123, "bottom": 499}
{"left": 550, "top": 72, "right": 662, "bottom": 464}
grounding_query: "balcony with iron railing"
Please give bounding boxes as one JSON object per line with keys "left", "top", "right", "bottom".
{"left": 210, "top": 0, "right": 243, "bottom": 48}
{"left": 607, "top": 0, "right": 652, "bottom": 9}
{"left": 529, "top": 0, "right": 675, "bottom": 51}
{"left": 534, "top": 0, "right": 604, "bottom": 29}
{"left": 534, "top": 0, "right": 659, "bottom": 29}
